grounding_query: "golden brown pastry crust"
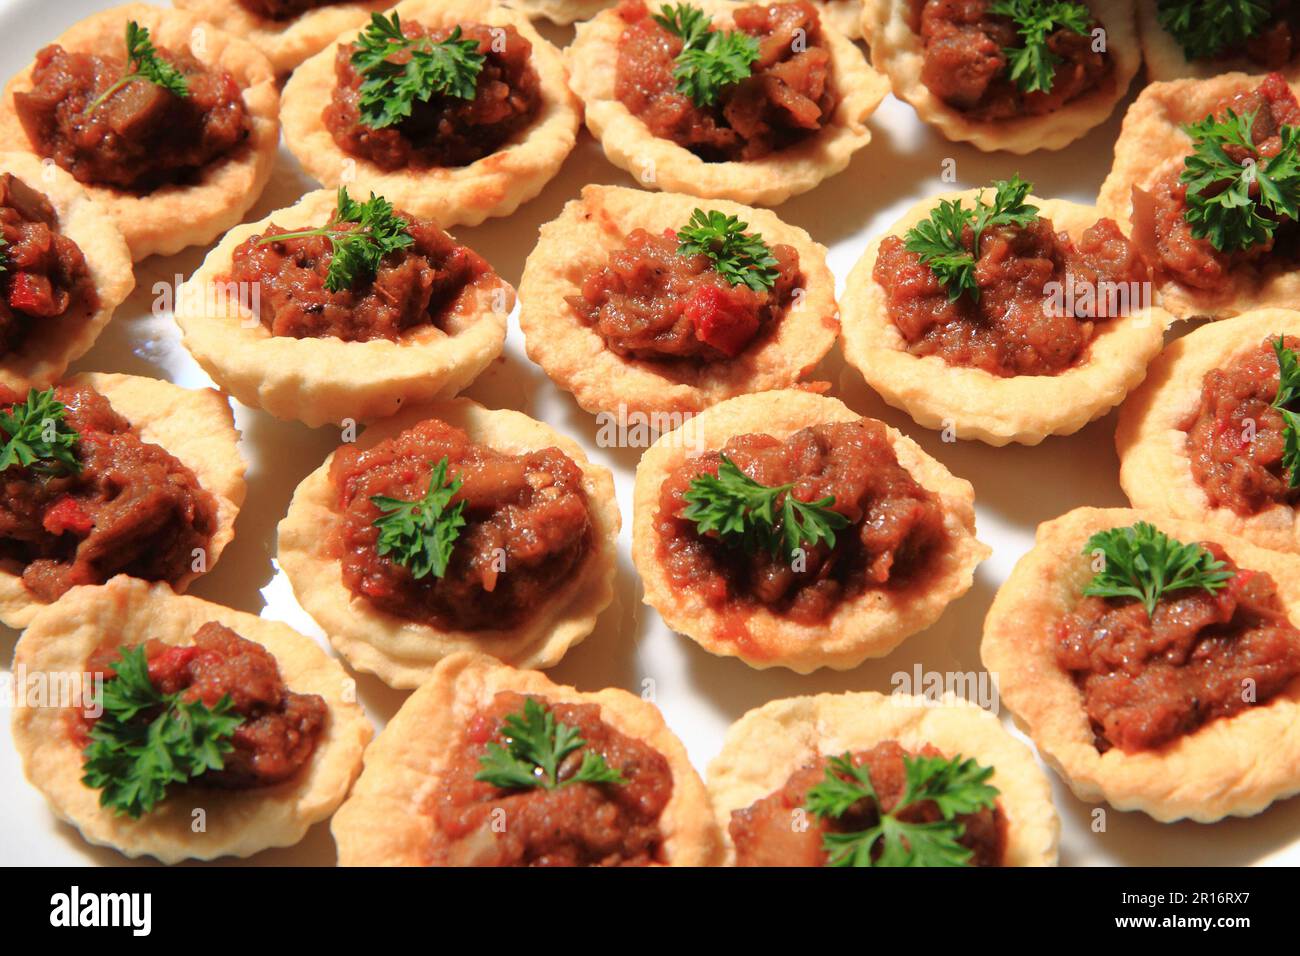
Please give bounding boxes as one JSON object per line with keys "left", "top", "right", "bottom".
{"left": 1117, "top": 310, "right": 1300, "bottom": 554}
{"left": 1135, "top": 0, "right": 1300, "bottom": 82}
{"left": 0, "top": 152, "right": 133, "bottom": 392}
{"left": 861, "top": 0, "right": 1139, "bottom": 153}
{"left": 11, "top": 576, "right": 372, "bottom": 863}
{"left": 0, "top": 372, "right": 246, "bottom": 630}
{"left": 840, "top": 192, "right": 1171, "bottom": 446}
{"left": 280, "top": 0, "right": 579, "bottom": 228}
{"left": 174, "top": 188, "right": 510, "bottom": 428}
{"left": 174, "top": 0, "right": 395, "bottom": 75}
{"left": 518, "top": 185, "right": 839, "bottom": 417}
{"left": 277, "top": 398, "right": 620, "bottom": 688}
{"left": 982, "top": 506, "right": 1300, "bottom": 822}
{"left": 1097, "top": 73, "right": 1300, "bottom": 320}
{"left": 566, "top": 0, "right": 889, "bottom": 205}
{"left": 706, "top": 691, "right": 1059, "bottom": 866}
{"left": 331, "top": 652, "right": 721, "bottom": 866}
{"left": 0, "top": 4, "right": 280, "bottom": 261}
{"left": 631, "top": 390, "right": 989, "bottom": 673}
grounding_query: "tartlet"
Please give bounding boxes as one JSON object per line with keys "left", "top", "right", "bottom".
{"left": 1135, "top": 0, "right": 1300, "bottom": 82}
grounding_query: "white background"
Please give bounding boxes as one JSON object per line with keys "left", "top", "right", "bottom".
{"left": 1, "top": 0, "right": 1297, "bottom": 866}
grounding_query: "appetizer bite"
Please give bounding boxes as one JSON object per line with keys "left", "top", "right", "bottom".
{"left": 841, "top": 177, "right": 1170, "bottom": 445}
{"left": 862, "top": 0, "right": 1139, "bottom": 153}
{"left": 1138, "top": 0, "right": 1300, "bottom": 82}
{"left": 519, "top": 185, "right": 838, "bottom": 417}
{"left": 278, "top": 398, "right": 619, "bottom": 688}
{"left": 984, "top": 508, "right": 1300, "bottom": 821}
{"left": 0, "top": 4, "right": 279, "bottom": 260}
{"left": 332, "top": 652, "right": 720, "bottom": 866}
{"left": 281, "top": 0, "right": 579, "bottom": 226}
{"left": 176, "top": 187, "right": 510, "bottom": 427}
{"left": 707, "top": 691, "right": 1059, "bottom": 866}
{"left": 0, "top": 372, "right": 245, "bottom": 630}
{"left": 566, "top": 0, "right": 889, "bottom": 205}
{"left": 12, "top": 576, "right": 371, "bottom": 862}
{"left": 632, "top": 390, "right": 988, "bottom": 672}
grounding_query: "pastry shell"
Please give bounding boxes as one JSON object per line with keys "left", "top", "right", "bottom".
{"left": 0, "top": 371, "right": 246, "bottom": 630}
{"left": 982, "top": 505, "right": 1300, "bottom": 822}
{"left": 0, "top": 152, "right": 133, "bottom": 392}
{"left": 331, "top": 651, "right": 721, "bottom": 866}
{"left": 505, "top": 0, "right": 614, "bottom": 24}
{"left": 565, "top": 0, "right": 889, "bottom": 206}
{"left": 174, "top": 187, "right": 510, "bottom": 428}
{"left": 861, "top": 0, "right": 1140, "bottom": 154}
{"left": 518, "top": 184, "right": 839, "bottom": 417}
{"left": 631, "top": 389, "right": 989, "bottom": 673}
{"left": 280, "top": 0, "right": 580, "bottom": 228}
{"left": 277, "top": 397, "right": 620, "bottom": 688}
{"left": 840, "top": 191, "right": 1171, "bottom": 446}
{"left": 11, "top": 576, "right": 372, "bottom": 863}
{"left": 1134, "top": 0, "right": 1298, "bottom": 82}
{"left": 706, "top": 691, "right": 1060, "bottom": 866}
{"left": 0, "top": 3, "right": 280, "bottom": 261}
{"left": 1117, "top": 309, "right": 1300, "bottom": 554}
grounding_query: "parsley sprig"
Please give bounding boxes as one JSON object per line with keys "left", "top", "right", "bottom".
{"left": 805, "top": 752, "right": 999, "bottom": 867}
{"left": 676, "top": 208, "right": 779, "bottom": 291}
{"left": 81, "top": 645, "right": 243, "bottom": 819}
{"left": 0, "top": 387, "right": 81, "bottom": 475}
{"left": 370, "top": 456, "right": 466, "bottom": 580}
{"left": 903, "top": 176, "right": 1039, "bottom": 302}
{"left": 1083, "top": 522, "right": 1236, "bottom": 618}
{"left": 81, "top": 21, "right": 189, "bottom": 119}
{"left": 683, "top": 455, "right": 849, "bottom": 558}
{"left": 1272, "top": 335, "right": 1300, "bottom": 489}
{"left": 654, "top": 3, "right": 758, "bottom": 107}
{"left": 1156, "top": 0, "right": 1272, "bottom": 61}
{"left": 474, "top": 697, "right": 627, "bottom": 791}
{"left": 257, "top": 187, "right": 413, "bottom": 293}
{"left": 990, "top": 0, "right": 1092, "bottom": 94}
{"left": 351, "top": 12, "right": 485, "bottom": 129}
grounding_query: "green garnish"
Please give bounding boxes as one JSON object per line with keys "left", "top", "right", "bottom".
{"left": 370, "top": 456, "right": 466, "bottom": 580}
{"left": 676, "top": 208, "right": 779, "bottom": 291}
{"left": 683, "top": 455, "right": 849, "bottom": 559}
{"left": 805, "top": 752, "right": 999, "bottom": 867}
{"left": 989, "top": 0, "right": 1092, "bottom": 94}
{"left": 1082, "top": 522, "right": 1236, "bottom": 618}
{"left": 1272, "top": 335, "right": 1300, "bottom": 489}
{"left": 351, "top": 13, "right": 485, "bottom": 129}
{"left": 0, "top": 235, "right": 8, "bottom": 274}
{"left": 1180, "top": 108, "right": 1300, "bottom": 253}
{"left": 474, "top": 697, "right": 628, "bottom": 791}
{"left": 654, "top": 3, "right": 758, "bottom": 107}
{"left": 1156, "top": 0, "right": 1273, "bottom": 60}
{"left": 0, "top": 387, "right": 81, "bottom": 475}
{"left": 81, "top": 21, "right": 188, "bottom": 119}
{"left": 903, "top": 175, "right": 1039, "bottom": 302}
{"left": 81, "top": 646, "right": 243, "bottom": 819}
{"left": 257, "top": 187, "right": 413, "bottom": 293}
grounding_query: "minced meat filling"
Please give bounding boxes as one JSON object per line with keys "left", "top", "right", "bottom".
{"left": 615, "top": 0, "right": 838, "bottom": 162}
{"left": 237, "top": 0, "right": 350, "bottom": 20}
{"left": 14, "top": 41, "right": 250, "bottom": 191}
{"left": 330, "top": 418, "right": 592, "bottom": 631}
{"left": 907, "top": 0, "right": 1111, "bottom": 120}
{"left": 426, "top": 691, "right": 672, "bottom": 866}
{"left": 874, "top": 215, "right": 1148, "bottom": 376}
{"left": 323, "top": 21, "right": 541, "bottom": 169}
{"left": 1182, "top": 335, "right": 1300, "bottom": 516}
{"left": 0, "top": 173, "right": 97, "bottom": 356}
{"left": 1057, "top": 545, "right": 1300, "bottom": 753}
{"left": 566, "top": 227, "right": 802, "bottom": 361}
{"left": 0, "top": 383, "right": 218, "bottom": 604}
{"left": 655, "top": 419, "right": 945, "bottom": 628}
{"left": 729, "top": 741, "right": 1006, "bottom": 867}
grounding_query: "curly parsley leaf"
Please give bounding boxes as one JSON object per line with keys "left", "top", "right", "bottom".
{"left": 1156, "top": 0, "right": 1273, "bottom": 60}
{"left": 0, "top": 387, "right": 81, "bottom": 475}
{"left": 805, "top": 752, "right": 999, "bottom": 867}
{"left": 656, "top": 3, "right": 758, "bottom": 107}
{"left": 0, "top": 235, "right": 8, "bottom": 274}
{"left": 903, "top": 175, "right": 1039, "bottom": 302}
{"left": 1273, "top": 335, "right": 1300, "bottom": 488}
{"left": 676, "top": 208, "right": 779, "bottom": 291}
{"left": 1083, "top": 522, "right": 1236, "bottom": 618}
{"left": 370, "top": 456, "right": 466, "bottom": 580}
{"left": 81, "top": 645, "right": 243, "bottom": 819}
{"left": 990, "top": 0, "right": 1092, "bottom": 93}
{"left": 82, "top": 20, "right": 189, "bottom": 118}
{"left": 351, "top": 12, "right": 485, "bottom": 129}
{"left": 652, "top": 2, "right": 711, "bottom": 47}
{"left": 474, "top": 697, "right": 627, "bottom": 791}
